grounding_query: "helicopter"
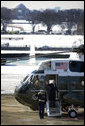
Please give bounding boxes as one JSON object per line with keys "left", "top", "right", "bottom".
{"left": 14, "top": 43, "right": 84, "bottom": 118}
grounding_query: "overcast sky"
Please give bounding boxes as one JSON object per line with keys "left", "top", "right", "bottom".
{"left": 1, "top": 1, "right": 84, "bottom": 10}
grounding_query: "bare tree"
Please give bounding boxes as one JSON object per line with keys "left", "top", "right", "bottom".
{"left": 1, "top": 7, "right": 12, "bottom": 32}
{"left": 38, "top": 9, "right": 59, "bottom": 34}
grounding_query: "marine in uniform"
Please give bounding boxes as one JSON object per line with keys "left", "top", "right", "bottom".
{"left": 35, "top": 90, "right": 46, "bottom": 119}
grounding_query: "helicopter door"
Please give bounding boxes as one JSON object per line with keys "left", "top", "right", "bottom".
{"left": 46, "top": 74, "right": 59, "bottom": 100}
{"left": 45, "top": 74, "right": 61, "bottom": 116}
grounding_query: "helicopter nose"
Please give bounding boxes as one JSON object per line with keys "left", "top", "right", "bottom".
{"left": 14, "top": 84, "right": 24, "bottom": 103}
{"left": 14, "top": 82, "right": 31, "bottom": 105}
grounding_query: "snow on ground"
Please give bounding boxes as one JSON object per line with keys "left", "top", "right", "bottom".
{"left": 1, "top": 34, "right": 83, "bottom": 48}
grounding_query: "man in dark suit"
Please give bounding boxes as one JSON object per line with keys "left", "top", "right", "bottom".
{"left": 46, "top": 80, "right": 58, "bottom": 107}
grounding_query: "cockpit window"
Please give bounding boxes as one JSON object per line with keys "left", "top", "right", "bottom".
{"left": 23, "top": 75, "right": 29, "bottom": 82}
{"left": 38, "top": 61, "right": 51, "bottom": 70}
{"left": 69, "top": 61, "right": 84, "bottom": 72}
{"left": 22, "top": 74, "right": 33, "bottom": 84}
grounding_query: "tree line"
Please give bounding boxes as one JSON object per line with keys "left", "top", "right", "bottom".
{"left": 1, "top": 7, "right": 84, "bottom": 34}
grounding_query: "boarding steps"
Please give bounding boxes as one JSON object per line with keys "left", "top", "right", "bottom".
{"left": 46, "top": 99, "right": 62, "bottom": 117}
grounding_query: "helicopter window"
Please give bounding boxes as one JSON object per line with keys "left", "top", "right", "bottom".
{"left": 34, "top": 70, "right": 44, "bottom": 74}
{"left": 23, "top": 75, "right": 29, "bottom": 82}
{"left": 69, "top": 61, "right": 84, "bottom": 72}
{"left": 30, "top": 75, "right": 34, "bottom": 82}
{"left": 47, "top": 61, "right": 51, "bottom": 69}
{"left": 33, "top": 75, "right": 39, "bottom": 85}
{"left": 40, "top": 61, "right": 51, "bottom": 70}
{"left": 39, "top": 75, "right": 45, "bottom": 81}
{"left": 32, "top": 75, "right": 45, "bottom": 89}
{"left": 70, "top": 77, "right": 84, "bottom": 90}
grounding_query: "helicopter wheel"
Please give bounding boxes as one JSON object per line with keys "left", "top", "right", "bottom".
{"left": 68, "top": 110, "right": 77, "bottom": 118}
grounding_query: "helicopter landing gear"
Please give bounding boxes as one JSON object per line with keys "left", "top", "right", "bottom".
{"left": 68, "top": 109, "right": 77, "bottom": 118}
{"left": 68, "top": 104, "right": 77, "bottom": 118}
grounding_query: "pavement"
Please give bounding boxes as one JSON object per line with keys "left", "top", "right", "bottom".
{"left": 1, "top": 94, "right": 84, "bottom": 125}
